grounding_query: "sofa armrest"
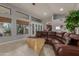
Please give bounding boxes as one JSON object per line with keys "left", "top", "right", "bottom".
{"left": 58, "top": 45, "right": 79, "bottom": 56}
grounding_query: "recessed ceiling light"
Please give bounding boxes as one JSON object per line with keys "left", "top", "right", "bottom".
{"left": 43, "top": 12, "right": 47, "bottom": 16}
{"left": 60, "top": 8, "right": 64, "bottom": 11}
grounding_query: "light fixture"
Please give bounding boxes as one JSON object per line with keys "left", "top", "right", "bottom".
{"left": 60, "top": 8, "right": 64, "bottom": 11}
{"left": 56, "top": 26, "right": 61, "bottom": 30}
{"left": 43, "top": 12, "right": 47, "bottom": 16}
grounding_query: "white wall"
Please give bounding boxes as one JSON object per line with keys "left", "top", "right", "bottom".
{"left": 42, "top": 18, "right": 52, "bottom": 30}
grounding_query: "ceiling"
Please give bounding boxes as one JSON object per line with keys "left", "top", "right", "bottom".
{"left": 0, "top": 5, "right": 10, "bottom": 14}
{"left": 9, "top": 3, "right": 77, "bottom": 20}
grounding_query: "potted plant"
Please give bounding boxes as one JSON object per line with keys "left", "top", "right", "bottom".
{"left": 65, "top": 10, "right": 79, "bottom": 34}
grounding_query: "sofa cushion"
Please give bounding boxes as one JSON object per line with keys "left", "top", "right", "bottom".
{"left": 56, "top": 32, "right": 65, "bottom": 38}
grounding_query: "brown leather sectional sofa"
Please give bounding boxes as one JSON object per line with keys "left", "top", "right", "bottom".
{"left": 35, "top": 31, "right": 79, "bottom": 56}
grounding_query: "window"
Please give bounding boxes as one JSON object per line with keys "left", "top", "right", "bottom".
{"left": 0, "top": 22, "right": 11, "bottom": 37}
{"left": 41, "top": 25, "right": 42, "bottom": 31}
{"left": 38, "top": 25, "right": 40, "bottom": 31}
{"left": 32, "top": 24, "right": 34, "bottom": 34}
{"left": 16, "top": 11, "right": 29, "bottom": 35}
{"left": 0, "top": 5, "right": 11, "bottom": 37}
{"left": 17, "top": 24, "right": 24, "bottom": 35}
{"left": 53, "top": 14, "right": 66, "bottom": 20}
{"left": 17, "top": 24, "right": 29, "bottom": 35}
{"left": 31, "top": 17, "right": 42, "bottom": 23}
{"left": 36, "top": 24, "right": 37, "bottom": 32}
{"left": 24, "top": 25, "right": 29, "bottom": 34}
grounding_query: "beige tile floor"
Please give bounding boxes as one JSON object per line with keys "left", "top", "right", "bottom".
{"left": 0, "top": 40, "right": 55, "bottom": 56}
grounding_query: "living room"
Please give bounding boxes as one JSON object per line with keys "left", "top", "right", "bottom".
{"left": 0, "top": 3, "right": 79, "bottom": 56}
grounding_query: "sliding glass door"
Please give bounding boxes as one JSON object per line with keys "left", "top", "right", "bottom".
{"left": 30, "top": 22, "right": 43, "bottom": 36}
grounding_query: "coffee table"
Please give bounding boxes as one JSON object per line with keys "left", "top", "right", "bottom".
{"left": 26, "top": 38, "right": 45, "bottom": 55}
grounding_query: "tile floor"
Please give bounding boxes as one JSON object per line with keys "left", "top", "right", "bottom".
{"left": 0, "top": 40, "right": 55, "bottom": 56}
